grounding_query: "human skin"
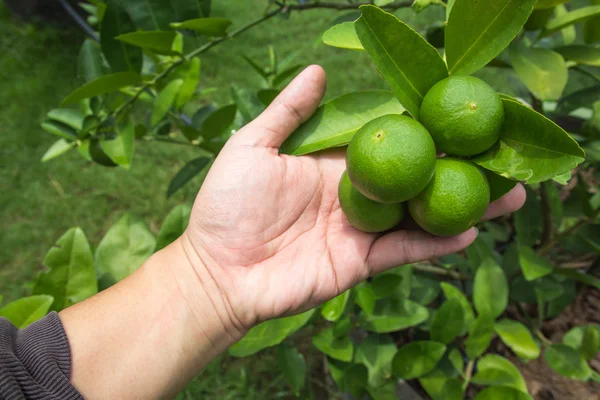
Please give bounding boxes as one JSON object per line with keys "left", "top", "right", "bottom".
{"left": 59, "top": 66, "right": 526, "bottom": 399}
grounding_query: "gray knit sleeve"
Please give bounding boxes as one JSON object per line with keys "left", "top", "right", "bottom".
{"left": 0, "top": 312, "right": 83, "bottom": 400}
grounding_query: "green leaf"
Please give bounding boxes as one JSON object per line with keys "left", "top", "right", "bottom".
{"left": 431, "top": 299, "right": 464, "bottom": 344}
{"left": 101, "top": 117, "right": 135, "bottom": 169}
{"left": 371, "top": 274, "right": 403, "bottom": 299}
{"left": 280, "top": 90, "right": 404, "bottom": 155}
{"left": 32, "top": 228, "right": 97, "bottom": 312}
{"left": 445, "top": 0, "right": 536, "bottom": 76}
{"left": 170, "top": 17, "right": 232, "bottom": 36}
{"left": 95, "top": 213, "right": 156, "bottom": 287}
{"left": 101, "top": 1, "right": 143, "bottom": 73}
{"left": 555, "top": 45, "right": 600, "bottom": 67}
{"left": 119, "top": 0, "right": 176, "bottom": 30}
{"left": 509, "top": 45, "right": 567, "bottom": 101}
{"left": 517, "top": 244, "right": 553, "bottom": 281}
{"left": 448, "top": 348, "right": 464, "bottom": 376}
{"left": 167, "top": 156, "right": 212, "bottom": 198}
{"left": 155, "top": 204, "right": 191, "bottom": 251}
{"left": 442, "top": 379, "right": 464, "bottom": 400}
{"left": 198, "top": 104, "right": 237, "bottom": 140}
{"left": 440, "top": 282, "right": 475, "bottom": 335}
{"left": 61, "top": 72, "right": 141, "bottom": 106}
{"left": 41, "top": 121, "right": 77, "bottom": 141}
{"left": 78, "top": 39, "right": 105, "bottom": 82}
{"left": 366, "top": 381, "right": 397, "bottom": 400}
{"left": 514, "top": 186, "right": 542, "bottom": 246}
{"left": 46, "top": 109, "right": 85, "bottom": 131}
{"left": 171, "top": 0, "right": 211, "bottom": 20}
{"left": 312, "top": 327, "right": 354, "bottom": 362}
{"left": 392, "top": 341, "right": 446, "bottom": 379}
{"left": 544, "top": 344, "right": 593, "bottom": 381}
{"left": 472, "top": 354, "right": 528, "bottom": 393}
{"left": 231, "top": 86, "right": 265, "bottom": 123}
{"left": 355, "top": 282, "right": 376, "bottom": 315}
{"left": 539, "top": 5, "right": 600, "bottom": 38}
{"left": 410, "top": 273, "right": 441, "bottom": 305}
{"left": 334, "top": 363, "right": 368, "bottom": 398}
{"left": 41, "top": 139, "right": 77, "bottom": 162}
{"left": 257, "top": 89, "right": 280, "bottom": 106}
{"left": 276, "top": 344, "right": 306, "bottom": 396}
{"left": 152, "top": 79, "right": 184, "bottom": 126}
{"left": 272, "top": 65, "right": 303, "bottom": 88}
{"left": 355, "top": 5, "right": 448, "bottom": 119}
{"left": 360, "top": 298, "right": 429, "bottom": 333}
{"left": 556, "top": 85, "right": 600, "bottom": 115}
{"left": 229, "top": 309, "right": 314, "bottom": 357}
{"left": 116, "top": 31, "right": 177, "bottom": 54}
{"left": 175, "top": 57, "right": 201, "bottom": 110}
{"left": 474, "top": 259, "right": 508, "bottom": 319}
{"left": 466, "top": 315, "right": 496, "bottom": 359}
{"left": 474, "top": 387, "right": 533, "bottom": 400}
{"left": 0, "top": 295, "right": 54, "bottom": 329}
{"left": 473, "top": 99, "right": 586, "bottom": 184}
{"left": 418, "top": 369, "right": 452, "bottom": 400}
{"left": 466, "top": 234, "right": 501, "bottom": 269}
{"left": 535, "top": 0, "right": 569, "bottom": 9}
{"left": 563, "top": 325, "right": 600, "bottom": 361}
{"left": 494, "top": 319, "right": 540, "bottom": 360}
{"left": 322, "top": 22, "right": 363, "bottom": 50}
{"left": 484, "top": 169, "right": 518, "bottom": 203}
{"left": 354, "top": 334, "right": 397, "bottom": 387}
{"left": 321, "top": 290, "right": 351, "bottom": 322}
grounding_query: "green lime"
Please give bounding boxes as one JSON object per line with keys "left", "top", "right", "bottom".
{"left": 338, "top": 171, "right": 405, "bottom": 233}
{"left": 346, "top": 114, "right": 437, "bottom": 204}
{"left": 420, "top": 76, "right": 504, "bottom": 157}
{"left": 408, "top": 158, "right": 490, "bottom": 237}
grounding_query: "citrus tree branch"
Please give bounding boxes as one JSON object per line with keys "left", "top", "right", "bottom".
{"left": 413, "top": 264, "right": 471, "bottom": 280}
{"left": 283, "top": 1, "right": 412, "bottom": 11}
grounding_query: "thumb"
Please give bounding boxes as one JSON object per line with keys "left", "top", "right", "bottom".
{"left": 237, "top": 65, "right": 327, "bottom": 148}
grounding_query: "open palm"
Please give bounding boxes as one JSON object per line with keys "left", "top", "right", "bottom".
{"left": 183, "top": 66, "right": 525, "bottom": 330}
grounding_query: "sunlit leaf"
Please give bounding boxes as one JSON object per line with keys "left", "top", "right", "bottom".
{"left": 322, "top": 22, "right": 363, "bottom": 50}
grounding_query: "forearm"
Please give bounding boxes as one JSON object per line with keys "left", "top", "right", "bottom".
{"left": 59, "top": 236, "right": 244, "bottom": 399}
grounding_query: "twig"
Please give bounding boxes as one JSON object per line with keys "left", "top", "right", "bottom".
{"left": 535, "top": 329, "right": 553, "bottom": 346}
{"left": 284, "top": 1, "right": 412, "bottom": 11}
{"left": 413, "top": 264, "right": 471, "bottom": 280}
{"left": 560, "top": 260, "right": 595, "bottom": 269}
{"left": 143, "top": 136, "right": 199, "bottom": 148}
{"left": 463, "top": 360, "right": 474, "bottom": 391}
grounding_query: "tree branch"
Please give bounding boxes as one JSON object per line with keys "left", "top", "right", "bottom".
{"left": 413, "top": 264, "right": 471, "bottom": 280}
{"left": 284, "top": 1, "right": 412, "bottom": 11}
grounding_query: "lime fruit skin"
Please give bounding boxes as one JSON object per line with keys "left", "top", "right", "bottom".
{"left": 420, "top": 76, "right": 504, "bottom": 157}
{"left": 408, "top": 158, "right": 490, "bottom": 237}
{"left": 338, "top": 171, "right": 405, "bottom": 233}
{"left": 345, "top": 114, "right": 437, "bottom": 204}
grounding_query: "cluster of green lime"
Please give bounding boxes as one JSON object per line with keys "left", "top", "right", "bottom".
{"left": 339, "top": 76, "right": 504, "bottom": 236}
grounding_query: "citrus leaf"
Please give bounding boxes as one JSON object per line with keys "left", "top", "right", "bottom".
{"left": 431, "top": 298, "right": 464, "bottom": 344}
{"left": 445, "top": 0, "right": 536, "bottom": 76}
{"left": 539, "top": 5, "right": 600, "bottom": 38}
{"left": 556, "top": 85, "right": 600, "bottom": 115}
{"left": 32, "top": 228, "right": 97, "bottom": 312}
{"left": 360, "top": 298, "right": 429, "bottom": 333}
{"left": 155, "top": 204, "right": 191, "bottom": 251}
{"left": 78, "top": 39, "right": 105, "bottom": 82}
{"left": 322, "top": 22, "right": 363, "bottom": 50}
{"left": 95, "top": 213, "right": 156, "bottom": 288}
{"left": 321, "top": 290, "right": 351, "bottom": 322}
{"left": 167, "top": 156, "right": 212, "bottom": 198}
{"left": 484, "top": 169, "right": 518, "bottom": 203}
{"left": 313, "top": 327, "right": 354, "bottom": 362}
{"left": 392, "top": 341, "right": 446, "bottom": 379}
{"left": 440, "top": 282, "right": 475, "bottom": 335}
{"left": 276, "top": 344, "right": 306, "bottom": 396}
{"left": 473, "top": 99, "right": 586, "bottom": 184}
{"left": 473, "top": 259, "right": 508, "bottom": 319}
{"left": 518, "top": 244, "right": 553, "bottom": 281}
{"left": 116, "top": 31, "right": 177, "bottom": 54}
{"left": 474, "top": 386, "right": 533, "bottom": 400}
{"left": 229, "top": 309, "right": 314, "bottom": 357}
{"left": 495, "top": 319, "right": 540, "bottom": 360}
{"left": 418, "top": 368, "right": 453, "bottom": 400}
{"left": 355, "top": 334, "right": 397, "bottom": 387}
{"left": 280, "top": 90, "right": 404, "bottom": 156}
{"left": 0, "top": 295, "right": 54, "bottom": 329}
{"left": 170, "top": 17, "right": 232, "bottom": 36}
{"left": 41, "top": 139, "right": 76, "bottom": 162}
{"left": 175, "top": 57, "right": 201, "bottom": 110}
{"left": 151, "top": 79, "right": 184, "bottom": 126}
{"left": 101, "top": 118, "right": 135, "bottom": 169}
{"left": 199, "top": 104, "right": 237, "bottom": 140}
{"left": 466, "top": 315, "right": 495, "bottom": 359}
{"left": 118, "top": 0, "right": 175, "bottom": 30}
{"left": 509, "top": 45, "right": 567, "bottom": 101}
{"left": 171, "top": 0, "right": 211, "bottom": 20}
{"left": 101, "top": 1, "right": 142, "bottom": 73}
{"left": 448, "top": 348, "right": 464, "bottom": 376}
{"left": 472, "top": 354, "right": 528, "bottom": 393}
{"left": 563, "top": 325, "right": 600, "bottom": 361}
{"left": 61, "top": 72, "right": 141, "bottom": 106}
{"left": 555, "top": 45, "right": 600, "bottom": 67}
{"left": 355, "top": 5, "right": 447, "bottom": 119}
{"left": 514, "top": 186, "right": 542, "bottom": 246}
{"left": 544, "top": 344, "right": 593, "bottom": 381}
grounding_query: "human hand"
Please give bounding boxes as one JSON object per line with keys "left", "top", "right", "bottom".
{"left": 179, "top": 66, "right": 526, "bottom": 335}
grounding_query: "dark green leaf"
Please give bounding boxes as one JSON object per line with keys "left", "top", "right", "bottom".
{"left": 445, "top": 0, "right": 536, "bottom": 76}
{"left": 333, "top": 315, "right": 352, "bottom": 338}
{"left": 32, "top": 228, "right": 97, "bottom": 312}
{"left": 101, "top": 117, "right": 135, "bottom": 169}
{"left": 355, "top": 5, "right": 448, "bottom": 119}
{"left": 466, "top": 234, "right": 501, "bottom": 269}
{"left": 119, "top": 0, "right": 176, "bottom": 30}
{"left": 494, "top": 319, "right": 540, "bottom": 360}
{"left": 170, "top": 18, "right": 232, "bottom": 36}
{"left": 272, "top": 64, "right": 303, "bottom": 88}
{"left": 95, "top": 213, "right": 156, "bottom": 287}
{"left": 540, "top": 5, "right": 600, "bottom": 38}
{"left": 198, "top": 104, "right": 237, "bottom": 140}
{"left": 312, "top": 327, "right": 354, "bottom": 362}
{"left": 418, "top": 369, "right": 452, "bottom": 400}
{"left": 555, "top": 45, "right": 600, "bottom": 67}
{"left": 78, "top": 39, "right": 105, "bottom": 82}
{"left": 431, "top": 299, "right": 464, "bottom": 344}
{"left": 90, "top": 138, "right": 118, "bottom": 167}
{"left": 280, "top": 90, "right": 404, "bottom": 155}
{"left": 544, "top": 344, "right": 593, "bottom": 381}
{"left": 322, "top": 22, "right": 363, "bottom": 51}
{"left": 41, "top": 139, "right": 76, "bottom": 162}
{"left": 321, "top": 290, "right": 350, "bottom": 322}
{"left": 556, "top": 85, "right": 600, "bottom": 115}
{"left": 371, "top": 274, "right": 403, "bottom": 299}
{"left": 509, "top": 45, "right": 567, "bottom": 101}
{"left": 171, "top": 0, "right": 211, "bottom": 20}
{"left": 466, "top": 315, "right": 496, "bottom": 359}
{"left": 366, "top": 381, "right": 397, "bottom": 400}
{"left": 355, "top": 334, "right": 397, "bottom": 387}
{"left": 474, "top": 386, "right": 533, "bottom": 400}
{"left": 176, "top": 58, "right": 201, "bottom": 109}
{"left": 514, "top": 186, "right": 542, "bottom": 246}
{"left": 0, "top": 296, "right": 54, "bottom": 329}
{"left": 448, "top": 348, "right": 464, "bottom": 376}
{"left": 518, "top": 244, "right": 553, "bottom": 281}
{"left": 410, "top": 273, "right": 441, "bottom": 305}
{"left": 61, "top": 72, "right": 141, "bottom": 106}
{"left": 360, "top": 298, "right": 429, "bottom": 333}
{"left": 41, "top": 121, "right": 78, "bottom": 140}
{"left": 474, "top": 259, "right": 508, "bottom": 319}
{"left": 442, "top": 378, "right": 464, "bottom": 400}
{"left": 257, "top": 89, "right": 280, "bottom": 106}
{"left": 167, "top": 156, "right": 212, "bottom": 197}
{"left": 155, "top": 204, "right": 191, "bottom": 251}
{"left": 231, "top": 86, "right": 265, "bottom": 123}
{"left": 473, "top": 99, "right": 586, "bottom": 184}
{"left": 440, "top": 282, "right": 475, "bottom": 335}
{"left": 116, "top": 31, "right": 177, "bottom": 54}
{"left": 392, "top": 341, "right": 446, "bottom": 379}
{"left": 276, "top": 344, "right": 306, "bottom": 396}
{"left": 229, "top": 309, "right": 314, "bottom": 357}
{"left": 563, "top": 325, "right": 600, "bottom": 361}
{"left": 152, "top": 79, "right": 184, "bottom": 126}
{"left": 484, "top": 169, "right": 518, "bottom": 203}
{"left": 535, "top": 0, "right": 569, "bottom": 9}
{"left": 242, "top": 54, "right": 268, "bottom": 79}
{"left": 355, "top": 282, "right": 376, "bottom": 315}
{"left": 101, "top": 1, "right": 143, "bottom": 73}
{"left": 472, "top": 354, "right": 528, "bottom": 392}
